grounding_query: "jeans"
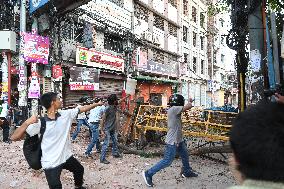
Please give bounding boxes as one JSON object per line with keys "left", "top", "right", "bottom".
{"left": 147, "top": 141, "right": 193, "bottom": 177}
{"left": 85, "top": 122, "right": 100, "bottom": 155}
{"left": 72, "top": 119, "right": 89, "bottom": 140}
{"left": 0, "top": 117, "right": 9, "bottom": 142}
{"left": 44, "top": 156, "right": 84, "bottom": 189}
{"left": 100, "top": 130, "right": 119, "bottom": 161}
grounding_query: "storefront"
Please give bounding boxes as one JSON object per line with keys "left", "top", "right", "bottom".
{"left": 62, "top": 46, "right": 126, "bottom": 107}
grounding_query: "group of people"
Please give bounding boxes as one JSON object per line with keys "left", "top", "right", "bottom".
{"left": 71, "top": 94, "right": 129, "bottom": 164}
{"left": 7, "top": 90, "right": 284, "bottom": 189}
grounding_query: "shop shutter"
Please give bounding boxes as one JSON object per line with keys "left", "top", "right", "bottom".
{"left": 42, "top": 78, "right": 52, "bottom": 94}
{"left": 94, "top": 78, "right": 124, "bottom": 99}
{"left": 63, "top": 86, "right": 95, "bottom": 107}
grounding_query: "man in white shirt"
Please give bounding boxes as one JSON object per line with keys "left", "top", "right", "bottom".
{"left": 0, "top": 99, "right": 10, "bottom": 143}
{"left": 85, "top": 98, "right": 106, "bottom": 156}
{"left": 11, "top": 92, "right": 103, "bottom": 189}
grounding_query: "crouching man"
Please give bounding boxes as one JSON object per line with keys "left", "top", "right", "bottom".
{"left": 11, "top": 92, "right": 103, "bottom": 189}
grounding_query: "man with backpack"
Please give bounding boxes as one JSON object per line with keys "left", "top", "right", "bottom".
{"left": 11, "top": 92, "right": 103, "bottom": 189}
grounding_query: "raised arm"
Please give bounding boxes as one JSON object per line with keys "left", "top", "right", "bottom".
{"left": 78, "top": 101, "right": 104, "bottom": 113}
{"left": 118, "top": 94, "right": 131, "bottom": 104}
{"left": 182, "top": 98, "right": 194, "bottom": 112}
{"left": 11, "top": 115, "right": 38, "bottom": 141}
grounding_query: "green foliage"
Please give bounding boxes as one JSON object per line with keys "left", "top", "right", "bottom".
{"left": 207, "top": 2, "right": 230, "bottom": 16}
{"left": 268, "top": 0, "right": 284, "bottom": 12}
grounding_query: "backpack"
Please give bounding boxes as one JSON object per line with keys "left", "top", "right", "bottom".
{"left": 23, "top": 118, "right": 46, "bottom": 170}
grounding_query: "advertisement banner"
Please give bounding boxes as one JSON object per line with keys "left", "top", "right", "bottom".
{"left": 125, "top": 78, "right": 137, "bottom": 95}
{"left": 22, "top": 32, "right": 49, "bottom": 64}
{"left": 76, "top": 46, "right": 124, "bottom": 72}
{"left": 30, "top": 0, "right": 49, "bottom": 14}
{"left": 69, "top": 66, "right": 100, "bottom": 91}
{"left": 52, "top": 65, "right": 63, "bottom": 81}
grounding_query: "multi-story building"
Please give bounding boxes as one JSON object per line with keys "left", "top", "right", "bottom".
{"left": 207, "top": 2, "right": 236, "bottom": 107}
{"left": 132, "top": 0, "right": 181, "bottom": 106}
{"left": 180, "top": 0, "right": 208, "bottom": 107}
{"left": 57, "top": 0, "right": 134, "bottom": 106}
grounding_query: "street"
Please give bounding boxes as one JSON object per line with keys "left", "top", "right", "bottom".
{"left": 0, "top": 130, "right": 235, "bottom": 189}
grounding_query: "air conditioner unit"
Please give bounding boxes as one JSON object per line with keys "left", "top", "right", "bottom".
{"left": 0, "top": 31, "right": 16, "bottom": 52}
{"left": 142, "top": 31, "right": 153, "bottom": 42}
{"left": 153, "top": 35, "right": 161, "bottom": 46}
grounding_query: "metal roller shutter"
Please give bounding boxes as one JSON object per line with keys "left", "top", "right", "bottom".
{"left": 94, "top": 78, "right": 124, "bottom": 99}
{"left": 62, "top": 85, "right": 95, "bottom": 107}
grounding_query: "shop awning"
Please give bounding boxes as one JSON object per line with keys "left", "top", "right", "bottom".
{"left": 134, "top": 75, "right": 180, "bottom": 84}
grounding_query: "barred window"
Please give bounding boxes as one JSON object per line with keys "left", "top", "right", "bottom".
{"left": 193, "top": 32, "right": 197, "bottom": 47}
{"left": 200, "top": 13, "right": 205, "bottom": 28}
{"left": 193, "top": 57, "right": 197, "bottom": 73}
{"left": 200, "top": 36, "right": 204, "bottom": 50}
{"left": 134, "top": 3, "right": 149, "bottom": 22}
{"left": 192, "top": 6, "right": 197, "bottom": 23}
{"left": 183, "top": 26, "right": 188, "bottom": 42}
{"left": 183, "top": 0, "right": 188, "bottom": 15}
{"left": 168, "top": 23, "right": 177, "bottom": 37}
{"left": 104, "top": 34, "right": 124, "bottom": 53}
{"left": 201, "top": 60, "right": 204, "bottom": 74}
{"left": 154, "top": 14, "right": 164, "bottom": 31}
{"left": 153, "top": 49, "right": 165, "bottom": 63}
{"left": 168, "top": 0, "right": 177, "bottom": 8}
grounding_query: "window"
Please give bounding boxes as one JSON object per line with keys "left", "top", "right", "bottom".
{"left": 153, "top": 49, "right": 164, "bottom": 63}
{"left": 134, "top": 3, "right": 149, "bottom": 22}
{"left": 109, "top": 0, "right": 123, "bottom": 7}
{"left": 200, "top": 13, "right": 205, "bottom": 28}
{"left": 154, "top": 14, "right": 164, "bottom": 31}
{"left": 201, "top": 60, "right": 204, "bottom": 74}
{"left": 193, "top": 57, "right": 197, "bottom": 73}
{"left": 200, "top": 36, "right": 204, "bottom": 50}
{"left": 221, "top": 36, "right": 225, "bottom": 45}
{"left": 221, "top": 54, "right": 225, "bottom": 64}
{"left": 220, "top": 19, "right": 224, "bottom": 27}
{"left": 183, "top": 26, "right": 188, "bottom": 42}
{"left": 192, "top": 6, "right": 197, "bottom": 23}
{"left": 184, "top": 53, "right": 188, "bottom": 63}
{"left": 168, "top": 0, "right": 177, "bottom": 8}
{"left": 183, "top": 0, "right": 188, "bottom": 15}
{"left": 104, "top": 34, "right": 124, "bottom": 53}
{"left": 193, "top": 32, "right": 197, "bottom": 47}
{"left": 169, "top": 23, "right": 177, "bottom": 37}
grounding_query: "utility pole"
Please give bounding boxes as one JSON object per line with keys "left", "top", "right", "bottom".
{"left": 247, "top": 0, "right": 266, "bottom": 104}
{"left": 18, "top": 0, "right": 28, "bottom": 119}
{"left": 270, "top": 10, "right": 280, "bottom": 84}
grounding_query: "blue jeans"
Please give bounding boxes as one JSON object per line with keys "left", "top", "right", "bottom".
{"left": 100, "top": 130, "right": 119, "bottom": 161}
{"left": 85, "top": 122, "right": 100, "bottom": 155}
{"left": 147, "top": 141, "right": 193, "bottom": 177}
{"left": 72, "top": 119, "right": 89, "bottom": 140}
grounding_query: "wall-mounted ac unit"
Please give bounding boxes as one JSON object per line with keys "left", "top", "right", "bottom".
{"left": 142, "top": 31, "right": 153, "bottom": 42}
{"left": 0, "top": 31, "right": 16, "bottom": 53}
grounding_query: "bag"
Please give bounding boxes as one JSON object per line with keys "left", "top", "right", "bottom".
{"left": 23, "top": 118, "right": 46, "bottom": 170}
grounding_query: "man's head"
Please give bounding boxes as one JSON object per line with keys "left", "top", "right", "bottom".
{"left": 168, "top": 94, "right": 185, "bottom": 107}
{"left": 40, "top": 92, "right": 62, "bottom": 110}
{"left": 230, "top": 101, "right": 284, "bottom": 182}
{"left": 107, "top": 94, "right": 118, "bottom": 105}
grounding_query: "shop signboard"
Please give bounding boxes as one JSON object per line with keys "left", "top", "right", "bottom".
{"left": 76, "top": 46, "right": 124, "bottom": 72}
{"left": 69, "top": 66, "right": 99, "bottom": 91}
{"left": 138, "top": 60, "right": 179, "bottom": 77}
{"left": 22, "top": 32, "right": 49, "bottom": 64}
